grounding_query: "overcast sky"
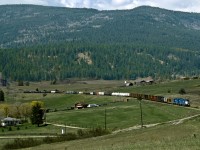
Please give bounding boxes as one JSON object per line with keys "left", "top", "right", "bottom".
{"left": 1, "top": 0, "right": 200, "bottom": 13}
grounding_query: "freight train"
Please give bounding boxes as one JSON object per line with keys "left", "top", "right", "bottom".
{"left": 24, "top": 89, "right": 190, "bottom": 107}
{"left": 66, "top": 91, "right": 190, "bottom": 107}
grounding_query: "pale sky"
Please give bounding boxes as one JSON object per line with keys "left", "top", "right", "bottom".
{"left": 0, "top": 0, "right": 200, "bottom": 13}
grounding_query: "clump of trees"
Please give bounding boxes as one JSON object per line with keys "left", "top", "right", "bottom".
{"left": 0, "top": 103, "right": 32, "bottom": 120}
{"left": 0, "top": 100, "right": 45, "bottom": 126}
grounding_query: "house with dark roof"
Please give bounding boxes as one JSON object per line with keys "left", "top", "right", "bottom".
{"left": 1, "top": 117, "right": 21, "bottom": 126}
{"left": 134, "top": 76, "right": 154, "bottom": 85}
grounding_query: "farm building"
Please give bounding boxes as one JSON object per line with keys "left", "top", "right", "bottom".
{"left": 124, "top": 81, "right": 133, "bottom": 86}
{"left": 134, "top": 77, "right": 154, "bottom": 85}
{"left": 74, "top": 102, "right": 88, "bottom": 109}
{"left": 87, "top": 104, "right": 99, "bottom": 108}
{"left": 1, "top": 117, "right": 21, "bottom": 126}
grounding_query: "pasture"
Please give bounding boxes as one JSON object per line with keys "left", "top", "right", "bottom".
{"left": 0, "top": 79, "right": 200, "bottom": 149}
{"left": 29, "top": 115, "right": 200, "bottom": 150}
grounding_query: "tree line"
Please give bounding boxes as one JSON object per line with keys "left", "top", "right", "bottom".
{"left": 0, "top": 43, "right": 199, "bottom": 81}
{"left": 0, "top": 100, "right": 45, "bottom": 126}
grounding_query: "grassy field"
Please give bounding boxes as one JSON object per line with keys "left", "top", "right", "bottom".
{"left": 2, "top": 79, "right": 200, "bottom": 106}
{"left": 0, "top": 79, "right": 200, "bottom": 149}
{"left": 46, "top": 99, "right": 199, "bottom": 130}
{"left": 20, "top": 115, "right": 200, "bottom": 150}
{"left": 118, "top": 79, "right": 200, "bottom": 107}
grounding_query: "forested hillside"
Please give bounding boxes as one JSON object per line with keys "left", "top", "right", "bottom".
{"left": 0, "top": 5, "right": 200, "bottom": 81}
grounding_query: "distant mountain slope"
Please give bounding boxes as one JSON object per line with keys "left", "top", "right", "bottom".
{"left": 1, "top": 5, "right": 200, "bottom": 50}
{"left": 0, "top": 5, "right": 200, "bottom": 81}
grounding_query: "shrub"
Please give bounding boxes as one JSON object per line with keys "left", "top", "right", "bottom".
{"left": 0, "top": 90, "right": 5, "bottom": 101}
{"left": 25, "top": 81, "right": 30, "bottom": 86}
{"left": 88, "top": 127, "right": 110, "bottom": 137}
{"left": 18, "top": 80, "right": 24, "bottom": 86}
{"left": 3, "top": 128, "right": 110, "bottom": 149}
{"left": 77, "top": 127, "right": 110, "bottom": 138}
{"left": 43, "top": 137, "right": 58, "bottom": 144}
{"left": 43, "top": 133, "right": 77, "bottom": 144}
{"left": 3, "top": 138, "right": 42, "bottom": 149}
{"left": 8, "top": 126, "right": 12, "bottom": 131}
{"left": 179, "top": 88, "right": 186, "bottom": 95}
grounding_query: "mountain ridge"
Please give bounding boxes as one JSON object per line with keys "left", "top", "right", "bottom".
{"left": 0, "top": 5, "right": 200, "bottom": 81}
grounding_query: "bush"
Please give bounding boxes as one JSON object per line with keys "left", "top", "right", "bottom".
{"left": 43, "top": 133, "right": 77, "bottom": 144}
{"left": 8, "top": 126, "right": 12, "bottom": 131}
{"left": 3, "top": 138, "right": 42, "bottom": 149}
{"left": 43, "top": 137, "right": 58, "bottom": 144}
{"left": 3, "top": 128, "right": 110, "bottom": 149}
{"left": 25, "top": 81, "right": 30, "bottom": 86}
{"left": 18, "top": 80, "right": 24, "bottom": 86}
{"left": 88, "top": 127, "right": 110, "bottom": 137}
{"left": 77, "top": 127, "right": 110, "bottom": 138}
{"left": 179, "top": 88, "right": 186, "bottom": 95}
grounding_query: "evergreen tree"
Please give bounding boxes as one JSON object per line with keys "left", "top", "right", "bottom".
{"left": 0, "top": 90, "right": 4, "bottom": 101}
{"left": 30, "top": 101, "right": 44, "bottom": 127}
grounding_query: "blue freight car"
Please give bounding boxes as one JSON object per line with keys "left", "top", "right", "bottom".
{"left": 173, "top": 98, "right": 190, "bottom": 106}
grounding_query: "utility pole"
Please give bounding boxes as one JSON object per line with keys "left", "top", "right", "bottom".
{"left": 138, "top": 97, "right": 143, "bottom": 128}
{"left": 105, "top": 108, "right": 107, "bottom": 130}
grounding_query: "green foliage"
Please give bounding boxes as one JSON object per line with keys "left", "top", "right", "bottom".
{"left": 0, "top": 90, "right": 4, "bottom": 101}
{"left": 51, "top": 79, "right": 57, "bottom": 85}
{"left": 18, "top": 80, "right": 24, "bottom": 86}
{"left": 77, "top": 127, "right": 110, "bottom": 138}
{"left": 0, "top": 43, "right": 200, "bottom": 81}
{"left": 2, "top": 128, "right": 109, "bottom": 149}
{"left": 30, "top": 101, "right": 44, "bottom": 127}
{"left": 179, "top": 88, "right": 186, "bottom": 95}
{"left": 25, "top": 81, "right": 29, "bottom": 86}
{"left": 0, "top": 5, "right": 200, "bottom": 81}
{"left": 8, "top": 126, "right": 12, "bottom": 131}
{"left": 3, "top": 138, "right": 42, "bottom": 150}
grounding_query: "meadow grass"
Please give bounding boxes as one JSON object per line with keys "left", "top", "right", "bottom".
{"left": 0, "top": 123, "right": 78, "bottom": 135}
{"left": 46, "top": 98, "right": 199, "bottom": 130}
{"left": 20, "top": 115, "right": 200, "bottom": 150}
{"left": 0, "top": 79, "right": 200, "bottom": 149}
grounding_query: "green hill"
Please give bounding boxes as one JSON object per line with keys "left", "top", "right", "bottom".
{"left": 0, "top": 5, "right": 200, "bottom": 81}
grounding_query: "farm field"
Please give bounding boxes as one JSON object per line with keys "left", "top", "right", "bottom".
{"left": 45, "top": 98, "right": 199, "bottom": 130}
{"left": 3, "top": 79, "right": 200, "bottom": 106}
{"left": 25, "top": 115, "right": 200, "bottom": 150}
{"left": 0, "top": 79, "right": 200, "bottom": 149}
